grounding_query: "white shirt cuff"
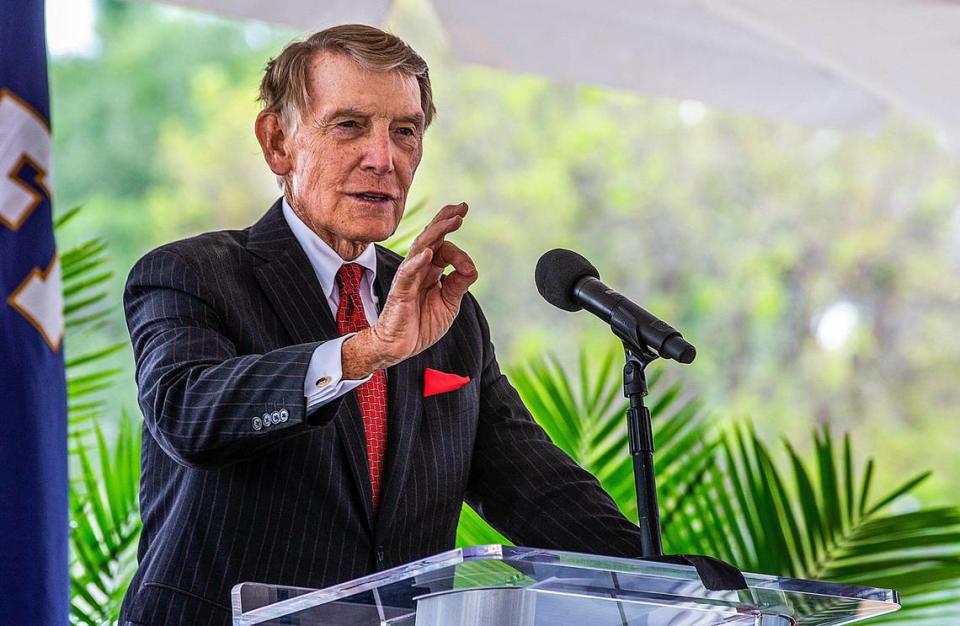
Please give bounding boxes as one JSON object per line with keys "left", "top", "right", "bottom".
{"left": 304, "top": 333, "right": 372, "bottom": 412}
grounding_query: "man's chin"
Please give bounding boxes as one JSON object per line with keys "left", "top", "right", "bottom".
{"left": 347, "top": 208, "right": 402, "bottom": 242}
{"left": 348, "top": 220, "right": 399, "bottom": 245}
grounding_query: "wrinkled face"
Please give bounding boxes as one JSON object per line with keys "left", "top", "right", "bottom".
{"left": 285, "top": 52, "right": 424, "bottom": 247}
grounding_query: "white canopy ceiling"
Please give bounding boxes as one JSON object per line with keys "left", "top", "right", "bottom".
{"left": 142, "top": 0, "right": 960, "bottom": 150}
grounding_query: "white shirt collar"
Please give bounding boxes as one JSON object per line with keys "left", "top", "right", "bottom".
{"left": 281, "top": 197, "right": 378, "bottom": 302}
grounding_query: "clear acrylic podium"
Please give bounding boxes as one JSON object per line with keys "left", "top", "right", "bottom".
{"left": 231, "top": 545, "right": 899, "bottom": 625}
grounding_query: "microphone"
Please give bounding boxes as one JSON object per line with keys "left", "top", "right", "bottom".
{"left": 535, "top": 249, "right": 696, "bottom": 364}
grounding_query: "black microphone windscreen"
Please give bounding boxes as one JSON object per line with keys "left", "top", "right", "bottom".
{"left": 535, "top": 249, "right": 601, "bottom": 312}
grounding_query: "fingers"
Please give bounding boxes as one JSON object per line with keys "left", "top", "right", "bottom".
{"left": 429, "top": 201, "right": 468, "bottom": 225}
{"left": 436, "top": 241, "right": 478, "bottom": 305}
{"left": 407, "top": 202, "right": 468, "bottom": 257}
{"left": 434, "top": 241, "right": 475, "bottom": 276}
{"left": 395, "top": 202, "right": 476, "bottom": 304}
{"left": 392, "top": 239, "right": 477, "bottom": 304}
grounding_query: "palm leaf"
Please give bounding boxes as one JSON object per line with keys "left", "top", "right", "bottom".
{"left": 681, "top": 424, "right": 960, "bottom": 622}
{"left": 68, "top": 411, "right": 142, "bottom": 624}
{"left": 56, "top": 211, "right": 121, "bottom": 432}
{"left": 455, "top": 347, "right": 960, "bottom": 623}
{"left": 455, "top": 504, "right": 510, "bottom": 548}
{"left": 456, "top": 344, "right": 717, "bottom": 547}
{"left": 57, "top": 208, "right": 142, "bottom": 623}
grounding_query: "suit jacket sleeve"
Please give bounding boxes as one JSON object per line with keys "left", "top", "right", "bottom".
{"left": 124, "top": 246, "right": 343, "bottom": 469}
{"left": 463, "top": 296, "right": 644, "bottom": 558}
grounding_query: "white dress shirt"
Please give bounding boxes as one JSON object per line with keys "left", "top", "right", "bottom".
{"left": 281, "top": 198, "right": 379, "bottom": 411}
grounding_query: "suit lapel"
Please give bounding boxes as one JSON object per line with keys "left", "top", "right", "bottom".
{"left": 248, "top": 200, "right": 336, "bottom": 346}
{"left": 372, "top": 247, "right": 425, "bottom": 541}
{"left": 247, "top": 200, "right": 374, "bottom": 531}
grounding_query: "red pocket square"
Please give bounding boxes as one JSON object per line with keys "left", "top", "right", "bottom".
{"left": 423, "top": 368, "right": 471, "bottom": 397}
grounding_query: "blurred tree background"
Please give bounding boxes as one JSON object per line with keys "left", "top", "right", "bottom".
{"left": 51, "top": 0, "right": 960, "bottom": 524}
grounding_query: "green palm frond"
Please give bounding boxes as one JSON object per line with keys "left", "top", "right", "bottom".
{"left": 682, "top": 424, "right": 960, "bottom": 622}
{"left": 455, "top": 348, "right": 960, "bottom": 622}
{"left": 455, "top": 504, "right": 510, "bottom": 548}
{"left": 456, "top": 345, "right": 717, "bottom": 545}
{"left": 58, "top": 207, "right": 142, "bottom": 623}
{"left": 57, "top": 207, "right": 124, "bottom": 436}
{"left": 69, "top": 410, "right": 142, "bottom": 625}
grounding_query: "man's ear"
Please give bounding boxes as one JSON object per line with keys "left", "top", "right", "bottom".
{"left": 255, "top": 111, "right": 293, "bottom": 176}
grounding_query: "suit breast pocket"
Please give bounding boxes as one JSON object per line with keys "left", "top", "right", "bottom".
{"left": 417, "top": 378, "right": 480, "bottom": 499}
{"left": 423, "top": 378, "right": 480, "bottom": 422}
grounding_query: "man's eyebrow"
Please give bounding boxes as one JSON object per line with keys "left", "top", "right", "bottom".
{"left": 323, "top": 108, "right": 372, "bottom": 122}
{"left": 395, "top": 113, "right": 425, "bottom": 128}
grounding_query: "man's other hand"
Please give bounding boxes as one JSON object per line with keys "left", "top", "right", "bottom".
{"left": 342, "top": 203, "right": 477, "bottom": 379}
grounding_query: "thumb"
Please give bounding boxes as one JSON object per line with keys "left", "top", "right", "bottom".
{"left": 390, "top": 248, "right": 433, "bottom": 295}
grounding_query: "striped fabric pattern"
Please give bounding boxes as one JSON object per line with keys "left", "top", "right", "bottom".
{"left": 118, "top": 200, "right": 643, "bottom": 625}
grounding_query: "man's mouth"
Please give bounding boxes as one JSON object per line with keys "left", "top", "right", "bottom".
{"left": 350, "top": 192, "right": 394, "bottom": 203}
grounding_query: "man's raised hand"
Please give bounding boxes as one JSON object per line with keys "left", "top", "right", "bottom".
{"left": 341, "top": 203, "right": 477, "bottom": 379}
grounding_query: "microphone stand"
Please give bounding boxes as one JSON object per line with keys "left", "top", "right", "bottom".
{"left": 622, "top": 343, "right": 663, "bottom": 557}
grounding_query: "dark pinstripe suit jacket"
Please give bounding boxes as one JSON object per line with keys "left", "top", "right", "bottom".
{"left": 119, "top": 200, "right": 642, "bottom": 625}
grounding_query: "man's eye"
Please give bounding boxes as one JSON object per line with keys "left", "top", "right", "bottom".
{"left": 337, "top": 120, "right": 360, "bottom": 129}
{"left": 396, "top": 127, "right": 416, "bottom": 137}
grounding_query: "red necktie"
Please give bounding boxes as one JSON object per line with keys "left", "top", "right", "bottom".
{"left": 335, "top": 263, "right": 388, "bottom": 510}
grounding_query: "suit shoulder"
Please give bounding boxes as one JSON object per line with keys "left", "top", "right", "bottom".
{"left": 131, "top": 228, "right": 250, "bottom": 273}
{"left": 125, "top": 229, "right": 255, "bottom": 299}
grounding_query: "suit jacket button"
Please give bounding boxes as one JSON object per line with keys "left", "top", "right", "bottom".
{"left": 262, "top": 412, "right": 272, "bottom": 427}
{"left": 252, "top": 416, "right": 263, "bottom": 431}
{"left": 271, "top": 410, "right": 281, "bottom": 425}
{"left": 279, "top": 409, "right": 289, "bottom": 422}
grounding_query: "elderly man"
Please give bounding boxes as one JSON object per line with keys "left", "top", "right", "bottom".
{"left": 119, "top": 24, "right": 642, "bottom": 626}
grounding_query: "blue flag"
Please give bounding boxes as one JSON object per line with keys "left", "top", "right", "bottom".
{"left": 0, "top": 1, "right": 69, "bottom": 623}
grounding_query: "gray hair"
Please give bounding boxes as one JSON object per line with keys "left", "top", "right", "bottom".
{"left": 258, "top": 23, "right": 436, "bottom": 133}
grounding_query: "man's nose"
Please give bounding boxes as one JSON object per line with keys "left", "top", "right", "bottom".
{"left": 360, "top": 129, "right": 395, "bottom": 175}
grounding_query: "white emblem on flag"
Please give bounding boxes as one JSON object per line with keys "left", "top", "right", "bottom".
{"left": 8, "top": 255, "right": 64, "bottom": 351}
{"left": 1, "top": 89, "right": 51, "bottom": 231}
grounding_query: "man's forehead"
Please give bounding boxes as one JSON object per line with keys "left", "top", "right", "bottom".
{"left": 307, "top": 51, "right": 423, "bottom": 120}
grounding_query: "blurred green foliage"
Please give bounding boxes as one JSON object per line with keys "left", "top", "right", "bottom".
{"left": 457, "top": 349, "right": 960, "bottom": 622}
{"left": 51, "top": 0, "right": 960, "bottom": 512}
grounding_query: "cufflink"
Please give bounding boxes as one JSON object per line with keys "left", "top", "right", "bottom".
{"left": 316, "top": 376, "right": 332, "bottom": 387}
